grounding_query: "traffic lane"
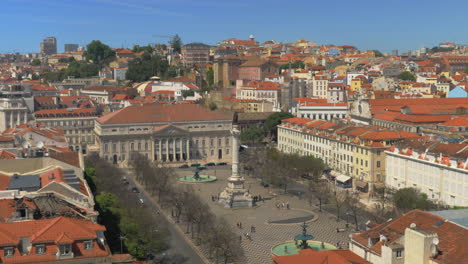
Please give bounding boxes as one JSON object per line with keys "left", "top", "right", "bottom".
{"left": 124, "top": 170, "right": 204, "bottom": 264}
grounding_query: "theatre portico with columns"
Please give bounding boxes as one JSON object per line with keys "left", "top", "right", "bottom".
{"left": 93, "top": 104, "right": 233, "bottom": 165}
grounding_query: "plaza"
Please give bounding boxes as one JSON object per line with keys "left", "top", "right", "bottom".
{"left": 175, "top": 165, "right": 354, "bottom": 264}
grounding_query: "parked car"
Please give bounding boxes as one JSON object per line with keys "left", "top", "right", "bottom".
{"left": 216, "top": 162, "right": 227, "bottom": 166}
{"left": 205, "top": 162, "right": 216, "bottom": 166}
{"left": 132, "top": 187, "right": 140, "bottom": 193}
{"left": 190, "top": 163, "right": 201, "bottom": 167}
{"left": 139, "top": 198, "right": 144, "bottom": 204}
{"left": 179, "top": 164, "right": 189, "bottom": 168}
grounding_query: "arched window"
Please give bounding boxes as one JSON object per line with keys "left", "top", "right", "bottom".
{"left": 131, "top": 143, "right": 134, "bottom": 151}
{"left": 138, "top": 143, "right": 141, "bottom": 150}
{"left": 145, "top": 142, "right": 148, "bottom": 151}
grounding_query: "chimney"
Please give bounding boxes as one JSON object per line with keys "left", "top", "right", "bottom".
{"left": 404, "top": 224, "right": 437, "bottom": 264}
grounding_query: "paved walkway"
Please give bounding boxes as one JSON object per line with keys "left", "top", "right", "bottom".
{"left": 176, "top": 166, "right": 354, "bottom": 264}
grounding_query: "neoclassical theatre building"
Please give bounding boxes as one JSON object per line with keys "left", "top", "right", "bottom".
{"left": 94, "top": 104, "right": 233, "bottom": 165}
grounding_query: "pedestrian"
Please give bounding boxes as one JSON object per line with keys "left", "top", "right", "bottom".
{"left": 252, "top": 226, "right": 256, "bottom": 233}
{"left": 259, "top": 195, "right": 262, "bottom": 201}
{"left": 239, "top": 222, "right": 242, "bottom": 229}
{"left": 287, "top": 203, "right": 290, "bottom": 210}
{"left": 250, "top": 225, "right": 254, "bottom": 232}
{"left": 239, "top": 235, "right": 242, "bottom": 242}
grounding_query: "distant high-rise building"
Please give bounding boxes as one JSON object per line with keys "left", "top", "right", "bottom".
{"left": 64, "top": 44, "right": 79, "bottom": 53}
{"left": 391, "top": 49, "right": 398, "bottom": 56}
{"left": 40, "top": 37, "right": 57, "bottom": 55}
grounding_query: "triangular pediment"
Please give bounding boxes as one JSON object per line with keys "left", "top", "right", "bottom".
{"left": 153, "top": 124, "right": 188, "bottom": 136}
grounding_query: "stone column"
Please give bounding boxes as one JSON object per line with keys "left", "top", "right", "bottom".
{"left": 158, "top": 140, "right": 162, "bottom": 161}
{"left": 151, "top": 139, "right": 155, "bottom": 161}
{"left": 165, "top": 139, "right": 169, "bottom": 161}
{"left": 17, "top": 111, "right": 21, "bottom": 126}
{"left": 172, "top": 138, "right": 176, "bottom": 162}
{"left": 186, "top": 138, "right": 190, "bottom": 161}
{"left": 179, "top": 138, "right": 183, "bottom": 160}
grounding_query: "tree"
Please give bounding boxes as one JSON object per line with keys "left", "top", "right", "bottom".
{"left": 30, "top": 59, "right": 41, "bottom": 66}
{"left": 206, "top": 67, "right": 214, "bottom": 86}
{"left": 398, "top": 71, "right": 416, "bottom": 81}
{"left": 208, "top": 101, "right": 217, "bottom": 111}
{"left": 169, "top": 34, "right": 182, "bottom": 53}
{"left": 132, "top": 45, "right": 154, "bottom": 54}
{"left": 181, "top": 89, "right": 194, "bottom": 98}
{"left": 308, "top": 179, "right": 330, "bottom": 212}
{"left": 126, "top": 52, "right": 170, "bottom": 83}
{"left": 343, "top": 191, "right": 362, "bottom": 231}
{"left": 84, "top": 40, "right": 116, "bottom": 66}
{"left": 372, "top": 50, "right": 384, "bottom": 57}
{"left": 264, "top": 112, "right": 293, "bottom": 140}
{"left": 393, "top": 187, "right": 433, "bottom": 213}
{"left": 240, "top": 126, "right": 265, "bottom": 144}
{"left": 330, "top": 188, "right": 345, "bottom": 222}
{"left": 279, "top": 60, "right": 305, "bottom": 72}
{"left": 65, "top": 61, "right": 98, "bottom": 78}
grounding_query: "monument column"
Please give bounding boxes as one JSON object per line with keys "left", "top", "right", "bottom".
{"left": 218, "top": 123, "right": 253, "bottom": 208}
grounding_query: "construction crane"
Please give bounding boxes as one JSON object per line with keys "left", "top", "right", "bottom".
{"left": 152, "top": 34, "right": 174, "bottom": 39}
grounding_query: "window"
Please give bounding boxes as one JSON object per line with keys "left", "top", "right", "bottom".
{"left": 145, "top": 143, "right": 148, "bottom": 151}
{"left": 226, "top": 148, "right": 230, "bottom": 154}
{"left": 377, "top": 161, "right": 381, "bottom": 168}
{"left": 121, "top": 143, "right": 125, "bottom": 151}
{"left": 130, "top": 143, "right": 134, "bottom": 151}
{"left": 59, "top": 244, "right": 71, "bottom": 255}
{"left": 396, "top": 249, "right": 402, "bottom": 258}
{"left": 84, "top": 240, "right": 93, "bottom": 250}
{"left": 210, "top": 138, "right": 214, "bottom": 146}
{"left": 138, "top": 143, "right": 141, "bottom": 151}
{"left": 4, "top": 247, "right": 13, "bottom": 257}
{"left": 218, "top": 138, "right": 222, "bottom": 146}
{"left": 104, "top": 144, "right": 108, "bottom": 153}
{"left": 211, "top": 150, "right": 214, "bottom": 156}
{"left": 36, "top": 244, "right": 45, "bottom": 255}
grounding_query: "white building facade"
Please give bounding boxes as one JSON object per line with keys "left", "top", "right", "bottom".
{"left": 385, "top": 147, "right": 468, "bottom": 207}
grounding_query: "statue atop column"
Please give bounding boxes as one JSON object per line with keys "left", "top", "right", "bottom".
{"left": 218, "top": 122, "right": 253, "bottom": 208}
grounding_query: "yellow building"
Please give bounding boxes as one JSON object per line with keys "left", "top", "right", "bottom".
{"left": 277, "top": 117, "right": 420, "bottom": 192}
{"left": 334, "top": 65, "right": 349, "bottom": 76}
{"left": 350, "top": 78, "right": 364, "bottom": 92}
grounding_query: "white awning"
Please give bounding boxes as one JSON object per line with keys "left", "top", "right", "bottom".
{"left": 336, "top": 174, "right": 351, "bottom": 183}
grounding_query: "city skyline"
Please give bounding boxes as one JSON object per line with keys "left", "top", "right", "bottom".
{"left": 1, "top": 0, "right": 467, "bottom": 53}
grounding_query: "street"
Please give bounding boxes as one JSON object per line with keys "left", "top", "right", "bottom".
{"left": 123, "top": 169, "right": 205, "bottom": 264}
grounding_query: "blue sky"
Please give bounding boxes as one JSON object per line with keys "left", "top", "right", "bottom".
{"left": 1, "top": 0, "right": 467, "bottom": 53}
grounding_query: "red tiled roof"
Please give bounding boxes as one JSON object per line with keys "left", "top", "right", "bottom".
{"left": 82, "top": 85, "right": 129, "bottom": 92}
{"left": 282, "top": 117, "right": 311, "bottom": 125}
{"left": 35, "top": 108, "right": 96, "bottom": 119}
{"left": 440, "top": 117, "right": 468, "bottom": 127}
{"left": 49, "top": 150, "right": 81, "bottom": 168}
{"left": 0, "top": 217, "right": 110, "bottom": 263}
{"left": 96, "top": 104, "right": 231, "bottom": 125}
{"left": 352, "top": 210, "right": 468, "bottom": 264}
{"left": 184, "top": 83, "right": 199, "bottom": 89}
{"left": 0, "top": 150, "right": 16, "bottom": 160}
{"left": 163, "top": 76, "right": 193, "bottom": 83}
